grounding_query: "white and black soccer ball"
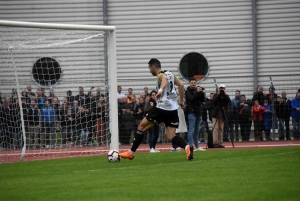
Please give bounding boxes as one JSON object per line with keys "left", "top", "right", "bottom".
{"left": 107, "top": 150, "right": 120, "bottom": 162}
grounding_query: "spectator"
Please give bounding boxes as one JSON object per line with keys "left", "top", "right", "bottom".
{"left": 253, "top": 100, "right": 265, "bottom": 141}
{"left": 36, "top": 89, "right": 46, "bottom": 110}
{"left": 11, "top": 100, "right": 21, "bottom": 149}
{"left": 66, "top": 90, "right": 75, "bottom": 106}
{"left": 65, "top": 108, "right": 76, "bottom": 148}
{"left": 291, "top": 92, "right": 300, "bottom": 140}
{"left": 41, "top": 101, "right": 57, "bottom": 148}
{"left": 75, "top": 86, "right": 88, "bottom": 107}
{"left": 143, "top": 86, "right": 150, "bottom": 96}
{"left": 72, "top": 101, "right": 80, "bottom": 115}
{"left": 266, "top": 86, "right": 279, "bottom": 133}
{"left": 121, "top": 106, "right": 135, "bottom": 145}
{"left": 62, "top": 97, "right": 69, "bottom": 106}
{"left": 21, "top": 90, "right": 30, "bottom": 104}
{"left": 1, "top": 100, "right": 13, "bottom": 149}
{"left": 223, "top": 102, "right": 234, "bottom": 142}
{"left": 94, "top": 100, "right": 106, "bottom": 145}
{"left": 238, "top": 95, "right": 253, "bottom": 141}
{"left": 275, "top": 96, "right": 287, "bottom": 140}
{"left": 59, "top": 102, "right": 69, "bottom": 147}
{"left": 128, "top": 94, "right": 138, "bottom": 111}
{"left": 27, "top": 99, "right": 40, "bottom": 148}
{"left": 144, "top": 90, "right": 160, "bottom": 153}
{"left": 185, "top": 79, "right": 205, "bottom": 151}
{"left": 281, "top": 91, "right": 292, "bottom": 140}
{"left": 21, "top": 97, "right": 29, "bottom": 136}
{"left": 26, "top": 85, "right": 35, "bottom": 99}
{"left": 11, "top": 89, "right": 18, "bottom": 103}
{"left": 199, "top": 91, "right": 213, "bottom": 142}
{"left": 252, "top": 86, "right": 265, "bottom": 106}
{"left": 127, "top": 88, "right": 138, "bottom": 104}
{"left": 135, "top": 97, "right": 145, "bottom": 126}
{"left": 211, "top": 84, "right": 231, "bottom": 148}
{"left": 117, "top": 85, "right": 126, "bottom": 99}
{"left": 41, "top": 88, "right": 46, "bottom": 97}
{"left": 95, "top": 87, "right": 103, "bottom": 102}
{"left": 231, "top": 90, "right": 241, "bottom": 141}
{"left": 76, "top": 106, "right": 91, "bottom": 146}
{"left": 262, "top": 100, "right": 272, "bottom": 141}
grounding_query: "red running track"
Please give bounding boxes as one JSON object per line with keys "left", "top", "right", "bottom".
{"left": 1, "top": 140, "right": 300, "bottom": 163}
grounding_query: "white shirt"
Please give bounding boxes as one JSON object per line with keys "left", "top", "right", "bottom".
{"left": 156, "top": 71, "right": 179, "bottom": 111}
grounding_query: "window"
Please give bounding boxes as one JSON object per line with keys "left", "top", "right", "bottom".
{"left": 32, "top": 57, "right": 62, "bottom": 87}
{"left": 179, "top": 52, "right": 209, "bottom": 81}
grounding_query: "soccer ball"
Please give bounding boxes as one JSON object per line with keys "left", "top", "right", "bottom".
{"left": 107, "top": 150, "right": 120, "bottom": 162}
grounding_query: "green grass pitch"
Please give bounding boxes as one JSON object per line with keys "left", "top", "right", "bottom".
{"left": 0, "top": 147, "right": 299, "bottom": 201}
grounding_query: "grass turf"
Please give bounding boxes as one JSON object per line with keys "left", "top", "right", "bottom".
{"left": 0, "top": 147, "right": 299, "bottom": 201}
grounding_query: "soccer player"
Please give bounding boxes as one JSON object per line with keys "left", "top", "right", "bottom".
{"left": 119, "top": 58, "right": 194, "bottom": 160}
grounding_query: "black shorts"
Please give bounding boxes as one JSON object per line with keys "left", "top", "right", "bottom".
{"left": 145, "top": 107, "right": 179, "bottom": 128}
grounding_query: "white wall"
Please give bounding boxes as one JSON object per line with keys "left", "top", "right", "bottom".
{"left": 257, "top": 0, "right": 300, "bottom": 98}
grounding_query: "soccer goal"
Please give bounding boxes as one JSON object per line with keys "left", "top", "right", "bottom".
{"left": 0, "top": 20, "right": 118, "bottom": 163}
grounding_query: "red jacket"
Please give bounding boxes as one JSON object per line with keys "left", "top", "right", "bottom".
{"left": 252, "top": 105, "right": 265, "bottom": 121}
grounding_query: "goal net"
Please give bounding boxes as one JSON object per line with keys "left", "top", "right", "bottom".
{"left": 0, "top": 20, "right": 118, "bottom": 163}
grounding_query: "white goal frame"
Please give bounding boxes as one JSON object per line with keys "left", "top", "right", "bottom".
{"left": 0, "top": 20, "right": 119, "bottom": 156}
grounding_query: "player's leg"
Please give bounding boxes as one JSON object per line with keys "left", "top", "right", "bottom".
{"left": 166, "top": 127, "right": 194, "bottom": 160}
{"left": 119, "top": 117, "right": 155, "bottom": 159}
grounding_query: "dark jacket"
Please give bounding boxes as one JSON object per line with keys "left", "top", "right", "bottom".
{"left": 211, "top": 93, "right": 231, "bottom": 119}
{"left": 185, "top": 86, "right": 205, "bottom": 116}
{"left": 275, "top": 100, "right": 286, "bottom": 119}
{"left": 252, "top": 91, "right": 266, "bottom": 106}
{"left": 202, "top": 98, "right": 213, "bottom": 122}
{"left": 282, "top": 98, "right": 292, "bottom": 118}
{"left": 27, "top": 105, "right": 40, "bottom": 126}
{"left": 265, "top": 93, "right": 278, "bottom": 106}
{"left": 76, "top": 111, "right": 91, "bottom": 129}
{"left": 237, "top": 99, "right": 253, "bottom": 121}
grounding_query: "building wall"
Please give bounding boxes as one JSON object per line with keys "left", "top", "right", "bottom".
{"left": 0, "top": 0, "right": 106, "bottom": 99}
{"left": 108, "top": 0, "right": 255, "bottom": 96}
{"left": 0, "top": 0, "right": 299, "bottom": 100}
{"left": 256, "top": 0, "right": 300, "bottom": 95}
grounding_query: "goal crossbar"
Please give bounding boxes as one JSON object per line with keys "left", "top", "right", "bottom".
{"left": 0, "top": 20, "right": 115, "bottom": 31}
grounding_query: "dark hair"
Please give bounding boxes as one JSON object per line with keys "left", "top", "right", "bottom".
{"left": 235, "top": 90, "right": 240, "bottom": 93}
{"left": 269, "top": 86, "right": 275, "bottom": 91}
{"left": 189, "top": 78, "right": 197, "bottom": 83}
{"left": 240, "top": 94, "right": 246, "bottom": 97}
{"left": 148, "top": 58, "right": 161, "bottom": 69}
{"left": 150, "top": 90, "right": 157, "bottom": 96}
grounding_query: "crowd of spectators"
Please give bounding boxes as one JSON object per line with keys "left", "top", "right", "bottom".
{"left": 0, "top": 84, "right": 300, "bottom": 150}
{"left": 0, "top": 85, "right": 108, "bottom": 149}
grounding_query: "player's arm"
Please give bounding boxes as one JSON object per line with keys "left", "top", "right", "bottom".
{"left": 156, "top": 74, "right": 168, "bottom": 99}
{"left": 174, "top": 76, "right": 185, "bottom": 108}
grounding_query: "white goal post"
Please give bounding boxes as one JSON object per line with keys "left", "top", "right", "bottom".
{"left": 0, "top": 20, "right": 119, "bottom": 161}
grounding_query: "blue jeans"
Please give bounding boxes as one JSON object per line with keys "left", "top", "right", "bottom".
{"left": 292, "top": 118, "right": 300, "bottom": 139}
{"left": 278, "top": 118, "right": 284, "bottom": 138}
{"left": 148, "top": 124, "right": 160, "bottom": 149}
{"left": 188, "top": 113, "right": 201, "bottom": 148}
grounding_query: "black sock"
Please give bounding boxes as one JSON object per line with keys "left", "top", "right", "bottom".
{"left": 131, "top": 130, "right": 144, "bottom": 152}
{"left": 171, "top": 135, "right": 188, "bottom": 149}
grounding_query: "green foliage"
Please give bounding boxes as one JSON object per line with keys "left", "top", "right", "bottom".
{"left": 0, "top": 147, "right": 300, "bottom": 201}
